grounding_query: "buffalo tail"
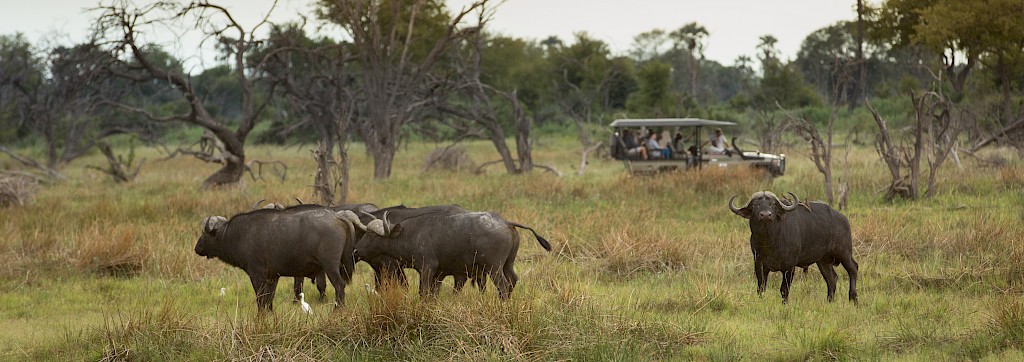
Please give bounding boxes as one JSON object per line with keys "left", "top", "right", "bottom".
{"left": 506, "top": 221, "right": 552, "bottom": 251}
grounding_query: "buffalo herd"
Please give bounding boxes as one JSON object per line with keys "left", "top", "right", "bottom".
{"left": 195, "top": 201, "right": 550, "bottom": 311}
{"left": 196, "top": 190, "right": 858, "bottom": 311}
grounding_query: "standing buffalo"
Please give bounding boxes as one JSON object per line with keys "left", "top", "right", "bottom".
{"left": 355, "top": 211, "right": 551, "bottom": 299}
{"left": 194, "top": 206, "right": 363, "bottom": 311}
{"left": 251, "top": 201, "right": 381, "bottom": 302}
{"left": 356, "top": 204, "right": 469, "bottom": 289}
{"left": 728, "top": 191, "right": 859, "bottom": 304}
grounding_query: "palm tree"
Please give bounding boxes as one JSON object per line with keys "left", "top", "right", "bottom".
{"left": 670, "top": 22, "right": 709, "bottom": 98}
{"left": 757, "top": 34, "right": 779, "bottom": 63}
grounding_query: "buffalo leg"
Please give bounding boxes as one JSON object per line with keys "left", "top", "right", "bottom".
{"left": 504, "top": 267, "right": 518, "bottom": 293}
{"left": 754, "top": 260, "right": 768, "bottom": 296}
{"left": 249, "top": 274, "right": 279, "bottom": 312}
{"left": 292, "top": 277, "right": 303, "bottom": 303}
{"left": 314, "top": 272, "right": 327, "bottom": 302}
{"left": 418, "top": 264, "right": 441, "bottom": 299}
{"left": 817, "top": 261, "right": 838, "bottom": 302}
{"left": 374, "top": 260, "right": 409, "bottom": 290}
{"left": 473, "top": 272, "right": 487, "bottom": 293}
{"left": 453, "top": 274, "right": 467, "bottom": 293}
{"left": 841, "top": 258, "right": 859, "bottom": 304}
{"left": 780, "top": 268, "right": 795, "bottom": 304}
{"left": 489, "top": 267, "right": 512, "bottom": 300}
{"left": 324, "top": 266, "right": 346, "bottom": 308}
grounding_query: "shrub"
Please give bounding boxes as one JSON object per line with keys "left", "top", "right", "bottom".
{"left": 422, "top": 146, "right": 476, "bottom": 173}
{"left": 0, "top": 174, "right": 39, "bottom": 207}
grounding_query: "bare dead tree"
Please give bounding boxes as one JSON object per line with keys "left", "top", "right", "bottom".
{"left": 96, "top": 0, "right": 281, "bottom": 189}
{"left": 508, "top": 88, "right": 534, "bottom": 172}
{"left": 260, "top": 23, "right": 355, "bottom": 205}
{"left": 784, "top": 57, "right": 855, "bottom": 207}
{"left": 318, "top": 0, "right": 488, "bottom": 180}
{"left": 867, "top": 99, "right": 915, "bottom": 200}
{"left": 438, "top": 9, "right": 520, "bottom": 174}
{"left": 971, "top": 109, "right": 1024, "bottom": 152}
{"left": 87, "top": 140, "right": 145, "bottom": 183}
{"left": 867, "top": 89, "right": 966, "bottom": 200}
{"left": 438, "top": 9, "right": 556, "bottom": 176}
{"left": 752, "top": 109, "right": 790, "bottom": 153}
{"left": 553, "top": 66, "right": 612, "bottom": 176}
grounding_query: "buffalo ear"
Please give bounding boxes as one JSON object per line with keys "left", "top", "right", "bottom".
{"left": 389, "top": 223, "right": 404, "bottom": 237}
{"left": 734, "top": 207, "right": 753, "bottom": 219}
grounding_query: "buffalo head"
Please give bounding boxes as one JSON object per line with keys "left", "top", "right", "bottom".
{"left": 195, "top": 216, "right": 228, "bottom": 258}
{"left": 729, "top": 191, "right": 799, "bottom": 222}
{"left": 361, "top": 211, "right": 394, "bottom": 236}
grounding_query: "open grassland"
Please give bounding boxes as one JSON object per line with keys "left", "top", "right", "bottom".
{"left": 2, "top": 136, "right": 1024, "bottom": 360}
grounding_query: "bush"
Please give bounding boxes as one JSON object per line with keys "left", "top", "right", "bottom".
{"left": 422, "top": 146, "right": 476, "bottom": 173}
{"left": 0, "top": 174, "right": 39, "bottom": 207}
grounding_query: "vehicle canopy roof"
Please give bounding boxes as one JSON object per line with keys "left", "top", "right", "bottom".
{"left": 609, "top": 118, "right": 737, "bottom": 128}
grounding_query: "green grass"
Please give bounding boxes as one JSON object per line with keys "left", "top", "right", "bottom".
{"left": 1, "top": 136, "right": 1023, "bottom": 360}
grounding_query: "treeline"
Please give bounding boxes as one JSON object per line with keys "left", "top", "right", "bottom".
{"left": 0, "top": 0, "right": 1021, "bottom": 196}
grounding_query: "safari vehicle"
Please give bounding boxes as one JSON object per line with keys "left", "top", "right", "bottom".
{"left": 609, "top": 118, "right": 786, "bottom": 177}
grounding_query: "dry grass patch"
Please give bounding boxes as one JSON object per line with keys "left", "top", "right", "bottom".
{"left": 593, "top": 227, "right": 692, "bottom": 277}
{"left": 74, "top": 222, "right": 150, "bottom": 277}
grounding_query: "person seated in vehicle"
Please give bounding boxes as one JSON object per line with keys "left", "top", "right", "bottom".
{"left": 702, "top": 128, "right": 733, "bottom": 156}
{"left": 645, "top": 131, "right": 671, "bottom": 159}
{"left": 622, "top": 129, "right": 648, "bottom": 160}
{"left": 671, "top": 132, "right": 686, "bottom": 152}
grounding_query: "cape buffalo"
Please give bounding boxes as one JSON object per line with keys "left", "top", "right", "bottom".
{"left": 356, "top": 204, "right": 469, "bottom": 289}
{"left": 248, "top": 201, "right": 380, "bottom": 303}
{"left": 195, "top": 206, "right": 362, "bottom": 311}
{"left": 355, "top": 211, "right": 552, "bottom": 299}
{"left": 729, "top": 191, "right": 859, "bottom": 304}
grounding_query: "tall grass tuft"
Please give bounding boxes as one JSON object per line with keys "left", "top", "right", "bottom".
{"left": 984, "top": 298, "right": 1024, "bottom": 349}
{"left": 785, "top": 326, "right": 857, "bottom": 361}
{"left": 74, "top": 222, "right": 149, "bottom": 277}
{"left": 594, "top": 227, "right": 691, "bottom": 277}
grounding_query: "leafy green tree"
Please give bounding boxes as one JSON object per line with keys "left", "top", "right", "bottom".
{"left": 0, "top": 37, "right": 140, "bottom": 177}
{"left": 752, "top": 34, "right": 821, "bottom": 111}
{"left": 477, "top": 34, "right": 559, "bottom": 172}
{"left": 0, "top": 33, "right": 42, "bottom": 144}
{"left": 193, "top": 65, "right": 243, "bottom": 120}
{"left": 547, "top": 32, "right": 616, "bottom": 174}
{"left": 872, "top": 0, "right": 1024, "bottom": 147}
{"left": 630, "top": 29, "right": 668, "bottom": 63}
{"left": 626, "top": 60, "right": 676, "bottom": 117}
{"left": 756, "top": 60, "right": 822, "bottom": 110}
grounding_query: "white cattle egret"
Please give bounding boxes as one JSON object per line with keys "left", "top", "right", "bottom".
{"left": 299, "top": 292, "right": 312, "bottom": 314}
{"left": 364, "top": 283, "right": 378, "bottom": 296}
{"left": 219, "top": 287, "right": 226, "bottom": 296}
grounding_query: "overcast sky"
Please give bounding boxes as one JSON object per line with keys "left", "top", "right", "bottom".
{"left": 2, "top": 0, "right": 859, "bottom": 69}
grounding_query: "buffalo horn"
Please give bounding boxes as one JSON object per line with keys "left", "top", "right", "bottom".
{"left": 780, "top": 192, "right": 799, "bottom": 211}
{"left": 382, "top": 211, "right": 393, "bottom": 233}
{"left": 251, "top": 199, "right": 265, "bottom": 211}
{"left": 335, "top": 210, "right": 368, "bottom": 231}
{"left": 360, "top": 211, "right": 386, "bottom": 236}
{"left": 728, "top": 195, "right": 744, "bottom": 216}
{"left": 204, "top": 217, "right": 213, "bottom": 234}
